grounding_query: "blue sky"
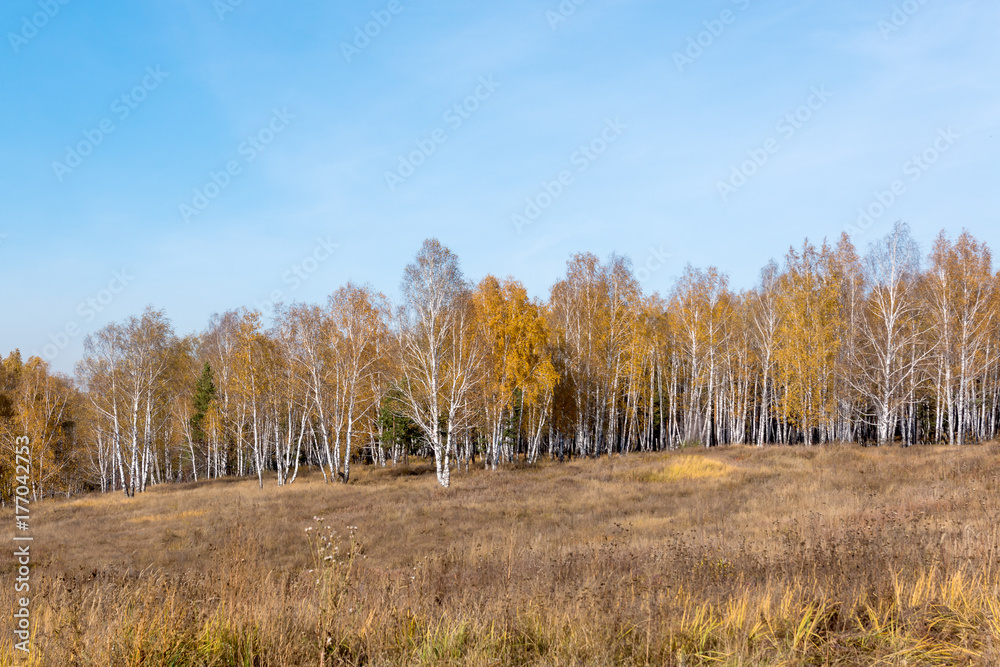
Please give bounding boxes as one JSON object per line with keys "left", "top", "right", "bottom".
{"left": 1, "top": 0, "right": 997, "bottom": 374}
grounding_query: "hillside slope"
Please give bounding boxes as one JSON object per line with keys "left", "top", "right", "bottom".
{"left": 3, "top": 444, "right": 1000, "bottom": 665}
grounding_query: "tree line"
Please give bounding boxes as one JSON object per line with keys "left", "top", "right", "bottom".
{"left": 2, "top": 223, "right": 998, "bottom": 497}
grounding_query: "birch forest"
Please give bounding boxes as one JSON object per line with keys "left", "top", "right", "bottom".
{"left": 3, "top": 223, "right": 1000, "bottom": 496}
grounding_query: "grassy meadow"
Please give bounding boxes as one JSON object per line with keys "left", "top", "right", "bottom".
{"left": 3, "top": 444, "right": 1000, "bottom": 665}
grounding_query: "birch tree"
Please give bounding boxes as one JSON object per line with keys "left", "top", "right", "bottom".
{"left": 853, "top": 222, "right": 929, "bottom": 444}
{"left": 774, "top": 241, "right": 842, "bottom": 444}
{"left": 925, "top": 231, "right": 996, "bottom": 444}
{"left": 327, "top": 283, "right": 391, "bottom": 482}
{"left": 473, "top": 275, "right": 556, "bottom": 467}
{"left": 396, "top": 239, "right": 477, "bottom": 487}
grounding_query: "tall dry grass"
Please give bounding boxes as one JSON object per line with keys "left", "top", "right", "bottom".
{"left": 3, "top": 443, "right": 1000, "bottom": 665}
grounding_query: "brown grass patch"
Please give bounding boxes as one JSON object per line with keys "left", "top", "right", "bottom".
{"left": 2, "top": 444, "right": 1000, "bottom": 665}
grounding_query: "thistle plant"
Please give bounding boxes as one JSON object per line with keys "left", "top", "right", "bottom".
{"left": 305, "top": 517, "right": 361, "bottom": 664}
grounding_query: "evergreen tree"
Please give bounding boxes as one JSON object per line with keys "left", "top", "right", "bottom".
{"left": 190, "top": 362, "right": 216, "bottom": 444}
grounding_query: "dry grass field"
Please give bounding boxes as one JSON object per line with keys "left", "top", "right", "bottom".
{"left": 3, "top": 444, "right": 1000, "bottom": 666}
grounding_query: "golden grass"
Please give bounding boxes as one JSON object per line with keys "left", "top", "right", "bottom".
{"left": 621, "top": 454, "right": 734, "bottom": 483}
{"left": 2, "top": 444, "right": 1000, "bottom": 665}
{"left": 126, "top": 510, "right": 209, "bottom": 525}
